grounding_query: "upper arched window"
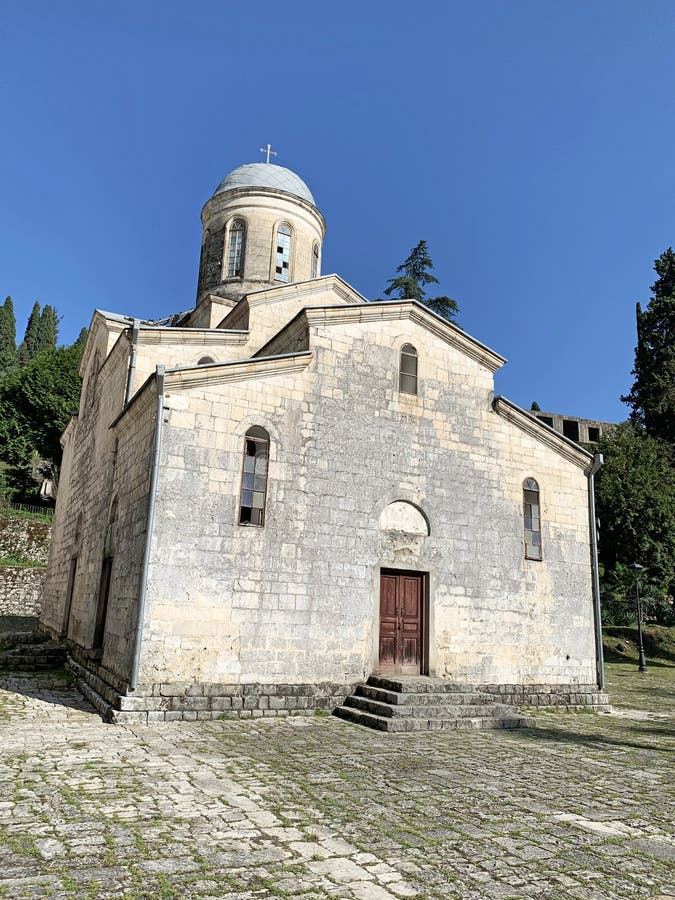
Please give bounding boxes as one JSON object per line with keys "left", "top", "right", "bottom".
{"left": 399, "top": 344, "right": 418, "bottom": 395}
{"left": 198, "top": 356, "right": 215, "bottom": 365}
{"left": 274, "top": 223, "right": 292, "bottom": 282}
{"left": 239, "top": 426, "right": 270, "bottom": 526}
{"left": 523, "top": 478, "right": 542, "bottom": 560}
{"left": 311, "top": 242, "right": 320, "bottom": 279}
{"left": 227, "top": 219, "right": 246, "bottom": 278}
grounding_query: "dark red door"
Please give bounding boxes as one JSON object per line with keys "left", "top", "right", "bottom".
{"left": 379, "top": 571, "right": 424, "bottom": 674}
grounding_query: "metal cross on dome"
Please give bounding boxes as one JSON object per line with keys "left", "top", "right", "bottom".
{"left": 259, "top": 143, "right": 277, "bottom": 164}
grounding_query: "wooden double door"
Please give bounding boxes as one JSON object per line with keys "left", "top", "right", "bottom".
{"left": 378, "top": 570, "right": 426, "bottom": 674}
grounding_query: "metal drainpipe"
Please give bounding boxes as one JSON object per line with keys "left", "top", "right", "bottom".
{"left": 587, "top": 453, "right": 604, "bottom": 690}
{"left": 129, "top": 365, "right": 165, "bottom": 691}
{"left": 124, "top": 319, "right": 141, "bottom": 406}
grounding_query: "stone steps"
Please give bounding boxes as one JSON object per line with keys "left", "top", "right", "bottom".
{"left": 334, "top": 675, "right": 535, "bottom": 732}
{"left": 356, "top": 684, "right": 491, "bottom": 706}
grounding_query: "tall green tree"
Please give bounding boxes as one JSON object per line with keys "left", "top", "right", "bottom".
{"left": 0, "top": 296, "right": 17, "bottom": 377}
{"left": 621, "top": 249, "right": 675, "bottom": 444}
{"left": 37, "top": 304, "right": 59, "bottom": 351}
{"left": 383, "top": 240, "right": 460, "bottom": 322}
{"left": 17, "top": 301, "right": 42, "bottom": 366}
{"left": 595, "top": 422, "right": 675, "bottom": 624}
{"left": 0, "top": 337, "right": 84, "bottom": 501}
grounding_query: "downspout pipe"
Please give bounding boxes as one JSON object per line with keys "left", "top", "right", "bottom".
{"left": 124, "top": 319, "right": 141, "bottom": 406}
{"left": 587, "top": 453, "right": 604, "bottom": 690}
{"left": 129, "top": 365, "right": 165, "bottom": 691}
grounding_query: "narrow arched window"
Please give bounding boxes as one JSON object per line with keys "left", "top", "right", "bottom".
{"left": 239, "top": 426, "right": 270, "bottom": 526}
{"left": 311, "top": 242, "right": 320, "bottom": 279}
{"left": 274, "top": 223, "right": 292, "bottom": 282}
{"left": 227, "top": 219, "right": 245, "bottom": 277}
{"left": 523, "top": 478, "right": 542, "bottom": 560}
{"left": 399, "top": 344, "right": 418, "bottom": 395}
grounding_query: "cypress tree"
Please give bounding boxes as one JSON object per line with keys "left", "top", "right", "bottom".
{"left": 17, "top": 301, "right": 42, "bottom": 366}
{"left": 621, "top": 249, "right": 675, "bottom": 444}
{"left": 0, "top": 296, "right": 17, "bottom": 376}
{"left": 37, "top": 304, "right": 59, "bottom": 351}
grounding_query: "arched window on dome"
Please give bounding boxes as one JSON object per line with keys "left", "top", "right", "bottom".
{"left": 311, "top": 242, "right": 320, "bottom": 279}
{"left": 274, "top": 223, "right": 292, "bottom": 282}
{"left": 226, "top": 219, "right": 246, "bottom": 278}
{"left": 523, "top": 478, "right": 542, "bottom": 560}
{"left": 239, "top": 426, "right": 270, "bottom": 526}
{"left": 399, "top": 344, "right": 418, "bottom": 395}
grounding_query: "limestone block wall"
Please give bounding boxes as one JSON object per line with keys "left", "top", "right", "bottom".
{"left": 134, "top": 315, "right": 596, "bottom": 690}
{"left": 0, "top": 567, "right": 46, "bottom": 617}
{"left": 98, "top": 386, "right": 158, "bottom": 681}
{"left": 41, "top": 326, "right": 132, "bottom": 646}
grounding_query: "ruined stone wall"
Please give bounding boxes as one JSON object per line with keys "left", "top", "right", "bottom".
{"left": 135, "top": 316, "right": 596, "bottom": 691}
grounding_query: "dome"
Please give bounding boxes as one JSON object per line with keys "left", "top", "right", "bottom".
{"left": 213, "top": 163, "right": 316, "bottom": 206}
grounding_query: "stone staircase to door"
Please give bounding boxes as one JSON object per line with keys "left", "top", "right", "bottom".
{"left": 334, "top": 675, "right": 535, "bottom": 732}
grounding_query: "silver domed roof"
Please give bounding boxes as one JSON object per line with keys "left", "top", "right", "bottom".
{"left": 213, "top": 163, "right": 315, "bottom": 205}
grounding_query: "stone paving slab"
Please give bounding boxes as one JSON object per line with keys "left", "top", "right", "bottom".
{"left": 0, "top": 668, "right": 673, "bottom": 899}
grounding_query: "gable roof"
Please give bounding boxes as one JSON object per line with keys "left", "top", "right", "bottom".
{"left": 254, "top": 299, "right": 507, "bottom": 373}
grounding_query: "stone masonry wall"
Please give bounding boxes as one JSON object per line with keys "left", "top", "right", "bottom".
{"left": 0, "top": 515, "right": 51, "bottom": 564}
{"left": 0, "top": 513, "right": 51, "bottom": 618}
{"left": 134, "top": 312, "right": 597, "bottom": 691}
{"left": 0, "top": 566, "right": 46, "bottom": 616}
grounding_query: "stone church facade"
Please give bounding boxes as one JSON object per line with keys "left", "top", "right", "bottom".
{"left": 39, "top": 161, "right": 606, "bottom": 723}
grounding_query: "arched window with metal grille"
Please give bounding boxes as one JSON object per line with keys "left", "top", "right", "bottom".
{"left": 239, "top": 426, "right": 270, "bottom": 526}
{"left": 311, "top": 242, "right": 320, "bottom": 279}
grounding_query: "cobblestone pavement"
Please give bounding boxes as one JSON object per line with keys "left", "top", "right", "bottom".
{"left": 0, "top": 666, "right": 673, "bottom": 900}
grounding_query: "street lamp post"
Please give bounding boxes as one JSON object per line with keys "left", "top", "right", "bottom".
{"left": 629, "top": 563, "right": 647, "bottom": 673}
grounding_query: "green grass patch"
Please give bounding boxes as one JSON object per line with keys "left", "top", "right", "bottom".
{"left": 0, "top": 506, "right": 53, "bottom": 523}
{"left": 0, "top": 553, "right": 46, "bottom": 567}
{"left": 603, "top": 625, "right": 675, "bottom": 665}
{"left": 604, "top": 658, "right": 675, "bottom": 712}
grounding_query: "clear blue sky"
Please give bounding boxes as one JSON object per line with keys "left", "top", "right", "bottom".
{"left": 1, "top": 1, "right": 674, "bottom": 422}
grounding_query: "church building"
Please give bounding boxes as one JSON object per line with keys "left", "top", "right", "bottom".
{"left": 39, "top": 159, "right": 607, "bottom": 725}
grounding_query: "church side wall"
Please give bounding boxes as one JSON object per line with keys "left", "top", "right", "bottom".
{"left": 134, "top": 318, "right": 596, "bottom": 694}
{"left": 40, "top": 331, "right": 131, "bottom": 666}
{"left": 95, "top": 386, "right": 158, "bottom": 682}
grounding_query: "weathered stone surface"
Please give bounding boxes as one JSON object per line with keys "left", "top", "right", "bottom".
{"left": 0, "top": 667, "right": 673, "bottom": 899}
{"left": 0, "top": 566, "right": 46, "bottom": 617}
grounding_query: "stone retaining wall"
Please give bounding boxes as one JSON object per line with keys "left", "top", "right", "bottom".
{"left": 0, "top": 515, "right": 52, "bottom": 565}
{"left": 0, "top": 566, "right": 47, "bottom": 617}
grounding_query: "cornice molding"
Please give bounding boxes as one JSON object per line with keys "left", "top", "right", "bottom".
{"left": 165, "top": 351, "right": 313, "bottom": 390}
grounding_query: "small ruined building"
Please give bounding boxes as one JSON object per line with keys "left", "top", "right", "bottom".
{"left": 530, "top": 411, "right": 613, "bottom": 446}
{"left": 39, "top": 160, "right": 608, "bottom": 725}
